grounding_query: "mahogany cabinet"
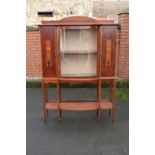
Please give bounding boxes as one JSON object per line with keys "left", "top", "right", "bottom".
{"left": 39, "top": 16, "right": 119, "bottom": 123}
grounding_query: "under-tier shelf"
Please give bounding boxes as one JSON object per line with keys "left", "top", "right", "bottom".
{"left": 46, "top": 101, "right": 113, "bottom": 111}
{"left": 59, "top": 77, "right": 97, "bottom": 82}
{"left": 42, "top": 77, "right": 117, "bottom": 83}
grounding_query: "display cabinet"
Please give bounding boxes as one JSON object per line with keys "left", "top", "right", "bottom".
{"left": 39, "top": 16, "right": 119, "bottom": 123}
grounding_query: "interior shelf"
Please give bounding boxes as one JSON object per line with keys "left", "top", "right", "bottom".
{"left": 60, "top": 50, "right": 97, "bottom": 54}
{"left": 100, "top": 100, "right": 113, "bottom": 109}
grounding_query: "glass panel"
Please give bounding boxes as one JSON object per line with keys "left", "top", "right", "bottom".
{"left": 60, "top": 28, "right": 97, "bottom": 77}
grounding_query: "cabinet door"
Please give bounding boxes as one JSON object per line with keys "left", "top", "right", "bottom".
{"left": 59, "top": 26, "right": 97, "bottom": 77}
{"left": 101, "top": 26, "right": 116, "bottom": 77}
{"left": 40, "top": 26, "right": 57, "bottom": 77}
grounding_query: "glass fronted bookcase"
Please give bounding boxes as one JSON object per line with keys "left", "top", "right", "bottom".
{"left": 39, "top": 16, "right": 119, "bottom": 123}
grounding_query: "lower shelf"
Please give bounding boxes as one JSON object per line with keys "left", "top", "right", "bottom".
{"left": 46, "top": 101, "right": 112, "bottom": 111}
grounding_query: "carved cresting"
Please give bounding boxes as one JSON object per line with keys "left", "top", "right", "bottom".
{"left": 45, "top": 40, "right": 52, "bottom": 68}
{"left": 105, "top": 39, "right": 112, "bottom": 66}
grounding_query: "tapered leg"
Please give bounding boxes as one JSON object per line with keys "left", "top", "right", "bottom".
{"left": 111, "top": 80, "right": 116, "bottom": 123}
{"left": 42, "top": 82, "right": 47, "bottom": 123}
{"left": 57, "top": 82, "right": 61, "bottom": 121}
{"left": 45, "top": 83, "right": 49, "bottom": 120}
{"left": 97, "top": 80, "right": 101, "bottom": 120}
{"left": 96, "top": 83, "right": 99, "bottom": 120}
{"left": 109, "top": 82, "right": 112, "bottom": 116}
{"left": 59, "top": 84, "right": 62, "bottom": 118}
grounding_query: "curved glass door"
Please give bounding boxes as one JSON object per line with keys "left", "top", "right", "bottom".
{"left": 60, "top": 27, "right": 97, "bottom": 77}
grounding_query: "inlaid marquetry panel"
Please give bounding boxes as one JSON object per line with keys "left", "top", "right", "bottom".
{"left": 45, "top": 40, "right": 52, "bottom": 67}
{"left": 101, "top": 26, "right": 116, "bottom": 77}
{"left": 105, "top": 39, "right": 112, "bottom": 66}
{"left": 40, "top": 26, "right": 57, "bottom": 77}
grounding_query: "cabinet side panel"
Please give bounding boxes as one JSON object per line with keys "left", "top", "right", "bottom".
{"left": 40, "top": 26, "right": 56, "bottom": 77}
{"left": 101, "top": 26, "right": 116, "bottom": 77}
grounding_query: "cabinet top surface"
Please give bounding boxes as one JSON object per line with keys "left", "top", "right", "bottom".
{"left": 39, "top": 16, "right": 120, "bottom": 27}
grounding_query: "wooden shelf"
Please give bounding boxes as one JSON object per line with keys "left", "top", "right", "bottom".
{"left": 42, "top": 78, "right": 58, "bottom": 83}
{"left": 100, "top": 100, "right": 113, "bottom": 109}
{"left": 99, "top": 77, "right": 117, "bottom": 80}
{"left": 59, "top": 77, "right": 97, "bottom": 82}
{"left": 46, "top": 101, "right": 58, "bottom": 110}
{"left": 42, "top": 77, "right": 117, "bottom": 83}
{"left": 60, "top": 50, "right": 97, "bottom": 54}
{"left": 61, "top": 102, "right": 97, "bottom": 111}
{"left": 46, "top": 100, "right": 113, "bottom": 111}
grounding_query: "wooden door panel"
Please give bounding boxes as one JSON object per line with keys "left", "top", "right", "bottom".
{"left": 40, "top": 26, "right": 57, "bottom": 77}
{"left": 101, "top": 26, "right": 116, "bottom": 77}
